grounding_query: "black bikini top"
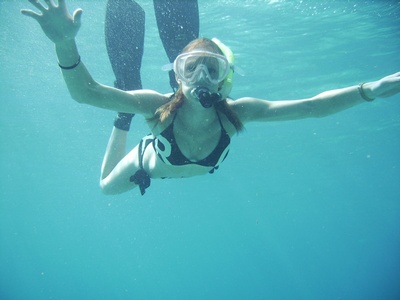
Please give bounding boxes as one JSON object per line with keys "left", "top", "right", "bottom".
{"left": 154, "top": 112, "right": 231, "bottom": 170}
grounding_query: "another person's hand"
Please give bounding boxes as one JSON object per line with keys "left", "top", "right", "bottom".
{"left": 365, "top": 72, "right": 400, "bottom": 99}
{"left": 21, "top": 0, "right": 83, "bottom": 44}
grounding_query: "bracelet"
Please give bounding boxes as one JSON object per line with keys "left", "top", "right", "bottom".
{"left": 358, "top": 82, "right": 375, "bottom": 102}
{"left": 58, "top": 56, "right": 81, "bottom": 70}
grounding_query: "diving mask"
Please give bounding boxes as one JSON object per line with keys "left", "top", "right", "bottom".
{"left": 172, "top": 51, "right": 231, "bottom": 85}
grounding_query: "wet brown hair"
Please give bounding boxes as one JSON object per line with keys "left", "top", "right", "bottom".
{"left": 151, "top": 38, "right": 244, "bottom": 133}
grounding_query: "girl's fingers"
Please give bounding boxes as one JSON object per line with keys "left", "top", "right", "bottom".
{"left": 21, "top": 9, "right": 41, "bottom": 21}
{"left": 27, "top": 0, "right": 46, "bottom": 12}
{"left": 43, "top": 0, "right": 55, "bottom": 8}
{"left": 58, "top": 0, "right": 67, "bottom": 11}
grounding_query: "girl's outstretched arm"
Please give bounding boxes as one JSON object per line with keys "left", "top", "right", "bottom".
{"left": 233, "top": 72, "right": 400, "bottom": 123}
{"left": 21, "top": 0, "right": 166, "bottom": 117}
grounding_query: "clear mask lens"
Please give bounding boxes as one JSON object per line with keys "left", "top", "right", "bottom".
{"left": 174, "top": 51, "right": 230, "bottom": 85}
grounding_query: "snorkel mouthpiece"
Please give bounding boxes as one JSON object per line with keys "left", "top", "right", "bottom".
{"left": 191, "top": 87, "right": 222, "bottom": 108}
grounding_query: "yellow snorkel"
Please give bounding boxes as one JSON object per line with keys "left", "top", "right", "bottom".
{"left": 212, "top": 38, "right": 234, "bottom": 99}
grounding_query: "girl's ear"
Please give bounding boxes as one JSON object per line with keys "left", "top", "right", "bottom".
{"left": 175, "top": 74, "right": 181, "bottom": 84}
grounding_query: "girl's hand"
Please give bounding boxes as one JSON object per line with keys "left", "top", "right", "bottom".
{"left": 21, "top": 0, "right": 83, "bottom": 44}
{"left": 367, "top": 72, "right": 400, "bottom": 99}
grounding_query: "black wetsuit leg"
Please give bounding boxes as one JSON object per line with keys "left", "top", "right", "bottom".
{"left": 105, "top": 0, "right": 145, "bottom": 91}
{"left": 153, "top": 0, "right": 199, "bottom": 90}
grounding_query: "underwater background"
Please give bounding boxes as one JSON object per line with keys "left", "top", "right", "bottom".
{"left": 1, "top": 0, "right": 399, "bottom": 299}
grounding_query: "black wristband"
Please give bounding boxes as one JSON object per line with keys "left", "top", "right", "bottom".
{"left": 58, "top": 56, "right": 81, "bottom": 70}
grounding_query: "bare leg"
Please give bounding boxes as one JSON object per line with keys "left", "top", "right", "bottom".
{"left": 101, "top": 127, "right": 128, "bottom": 180}
{"left": 100, "top": 128, "right": 141, "bottom": 194}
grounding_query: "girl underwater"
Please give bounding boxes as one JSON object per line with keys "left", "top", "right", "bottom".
{"left": 21, "top": 0, "right": 400, "bottom": 196}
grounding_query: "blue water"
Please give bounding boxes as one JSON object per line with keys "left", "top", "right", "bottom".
{"left": 1, "top": 0, "right": 400, "bottom": 299}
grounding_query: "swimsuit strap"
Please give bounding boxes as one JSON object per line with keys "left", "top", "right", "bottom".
{"left": 215, "top": 111, "right": 224, "bottom": 129}
{"left": 172, "top": 111, "right": 179, "bottom": 123}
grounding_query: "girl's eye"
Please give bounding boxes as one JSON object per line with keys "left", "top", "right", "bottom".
{"left": 185, "top": 62, "right": 197, "bottom": 72}
{"left": 208, "top": 67, "right": 218, "bottom": 78}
